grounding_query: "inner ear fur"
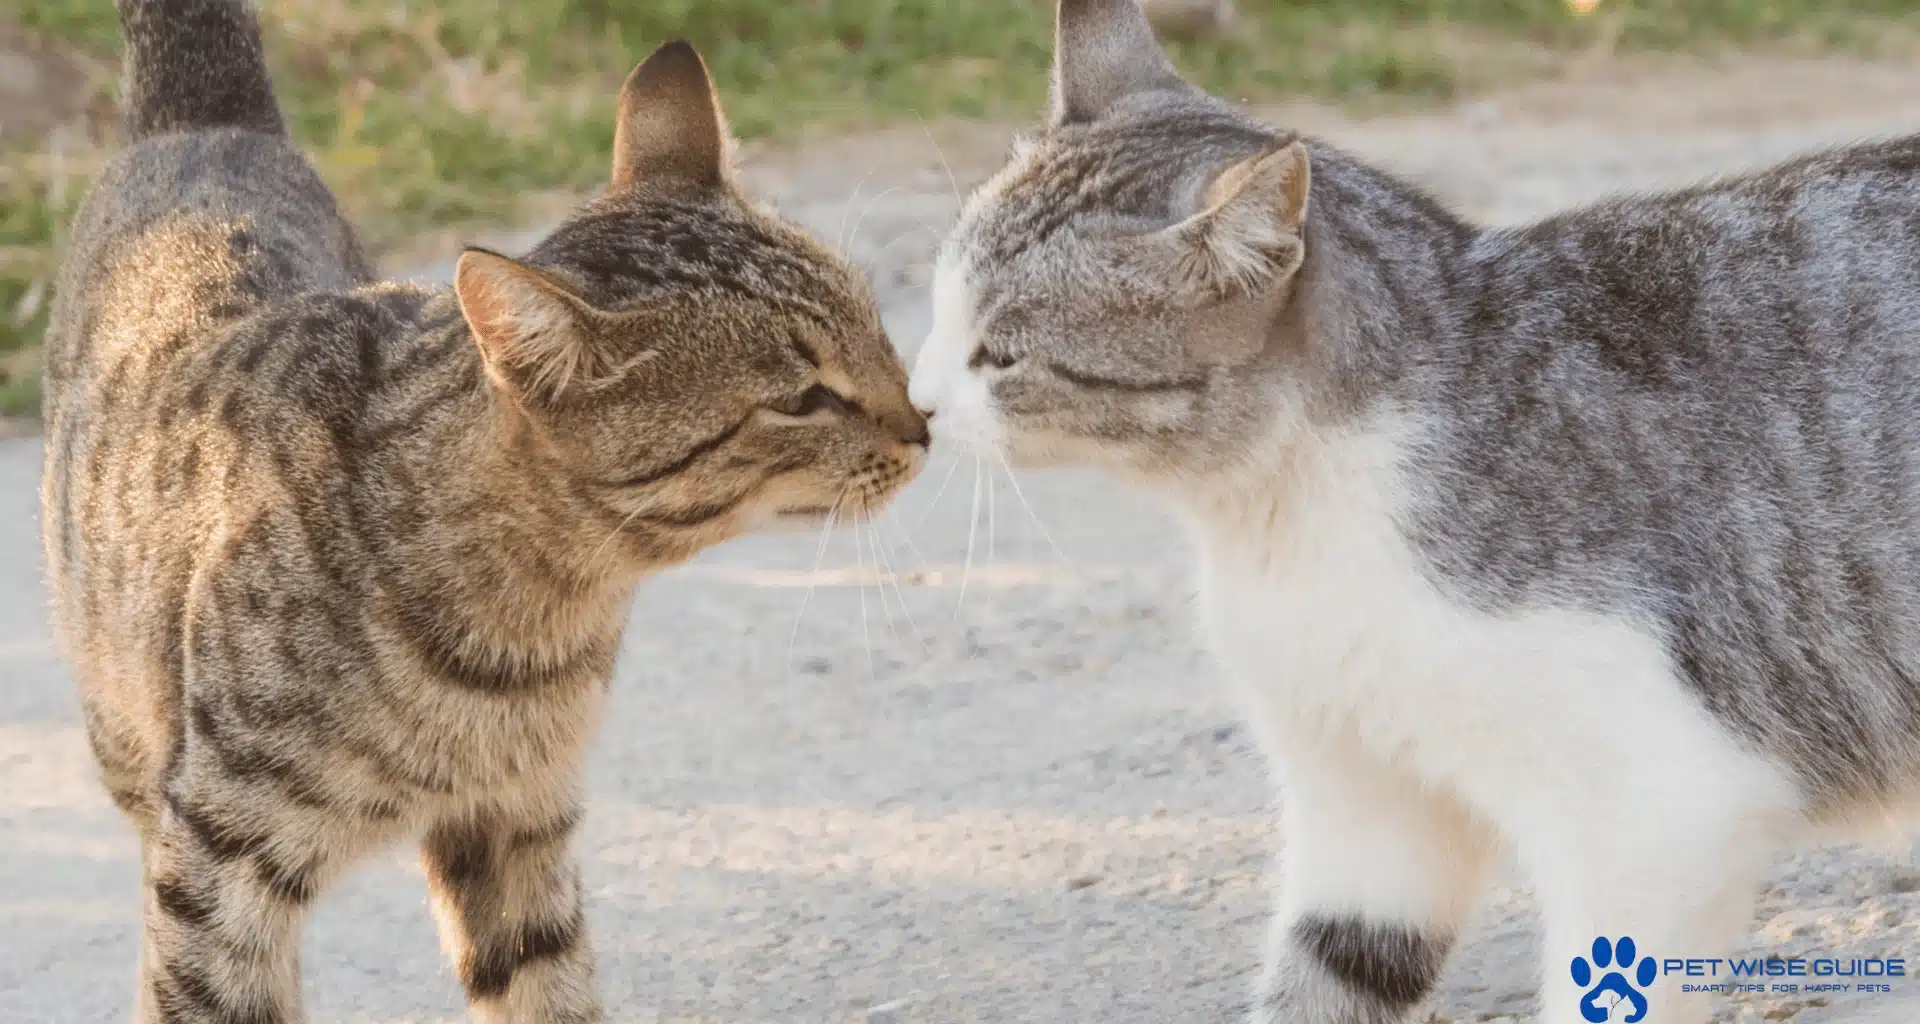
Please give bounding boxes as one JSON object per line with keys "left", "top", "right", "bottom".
{"left": 1157, "top": 140, "right": 1311, "bottom": 298}
{"left": 454, "top": 248, "right": 621, "bottom": 403}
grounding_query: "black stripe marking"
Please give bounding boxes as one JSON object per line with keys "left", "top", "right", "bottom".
{"left": 1294, "top": 915, "right": 1450, "bottom": 1009}
{"left": 166, "top": 794, "right": 271, "bottom": 864}
{"left": 152, "top": 876, "right": 218, "bottom": 929}
{"left": 254, "top": 854, "right": 319, "bottom": 905}
{"left": 1046, "top": 361, "right": 1206, "bottom": 394}
{"left": 107, "top": 783, "right": 151, "bottom": 819}
{"left": 154, "top": 960, "right": 282, "bottom": 1024}
{"left": 635, "top": 487, "right": 757, "bottom": 529}
{"left": 391, "top": 600, "right": 616, "bottom": 694}
{"left": 154, "top": 962, "right": 223, "bottom": 1022}
{"left": 426, "top": 821, "right": 493, "bottom": 887}
{"left": 190, "top": 699, "right": 354, "bottom": 816}
{"left": 359, "top": 372, "right": 481, "bottom": 449}
{"left": 592, "top": 415, "right": 751, "bottom": 490}
{"left": 508, "top": 807, "right": 583, "bottom": 852}
{"left": 465, "top": 910, "right": 585, "bottom": 999}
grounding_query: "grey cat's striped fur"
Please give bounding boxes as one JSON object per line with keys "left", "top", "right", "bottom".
{"left": 44, "top": 2, "right": 925, "bottom": 1020}
{"left": 911, "top": 1, "right": 1920, "bottom": 1021}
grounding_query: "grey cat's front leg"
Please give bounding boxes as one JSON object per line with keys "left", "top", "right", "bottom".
{"left": 1259, "top": 915, "right": 1456, "bottom": 1024}
{"left": 423, "top": 803, "right": 599, "bottom": 1023}
{"left": 1254, "top": 732, "right": 1494, "bottom": 1023}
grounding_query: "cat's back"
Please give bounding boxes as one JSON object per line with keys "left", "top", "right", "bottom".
{"left": 1468, "top": 134, "right": 1920, "bottom": 388}
{"left": 41, "top": 266, "right": 467, "bottom": 699}
{"left": 1402, "top": 134, "right": 1920, "bottom": 801}
{"left": 42, "top": 129, "right": 372, "bottom": 417}
{"left": 41, "top": 124, "right": 405, "bottom": 632}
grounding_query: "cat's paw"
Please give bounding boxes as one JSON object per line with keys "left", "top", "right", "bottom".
{"left": 1569, "top": 936, "right": 1657, "bottom": 1023}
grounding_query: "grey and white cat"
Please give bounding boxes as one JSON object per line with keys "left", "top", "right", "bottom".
{"left": 911, "top": 1, "right": 1920, "bottom": 1021}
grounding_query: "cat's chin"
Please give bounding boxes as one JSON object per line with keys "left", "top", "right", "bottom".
{"left": 757, "top": 504, "right": 887, "bottom": 535}
{"left": 757, "top": 507, "right": 839, "bottom": 535}
{"left": 996, "top": 433, "right": 1111, "bottom": 473}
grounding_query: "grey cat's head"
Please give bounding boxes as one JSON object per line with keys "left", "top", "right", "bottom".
{"left": 911, "top": 0, "right": 1312, "bottom": 482}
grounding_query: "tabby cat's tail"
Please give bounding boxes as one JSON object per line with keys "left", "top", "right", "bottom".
{"left": 116, "top": 0, "right": 285, "bottom": 141}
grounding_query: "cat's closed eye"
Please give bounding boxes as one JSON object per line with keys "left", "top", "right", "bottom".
{"left": 769, "top": 384, "right": 847, "bottom": 417}
{"left": 968, "top": 346, "right": 1021, "bottom": 371}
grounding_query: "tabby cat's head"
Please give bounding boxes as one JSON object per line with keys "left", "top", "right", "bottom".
{"left": 453, "top": 42, "right": 926, "bottom": 551}
{"left": 910, "top": 0, "right": 1309, "bottom": 481}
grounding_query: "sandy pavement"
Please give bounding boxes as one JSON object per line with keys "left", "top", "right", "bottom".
{"left": 10, "top": 57, "right": 1920, "bottom": 1023}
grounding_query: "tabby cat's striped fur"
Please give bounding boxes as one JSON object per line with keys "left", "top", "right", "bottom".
{"left": 42, "top": 2, "right": 926, "bottom": 1020}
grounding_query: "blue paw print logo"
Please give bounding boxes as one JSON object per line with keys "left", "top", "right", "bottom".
{"left": 1571, "top": 936, "right": 1657, "bottom": 1022}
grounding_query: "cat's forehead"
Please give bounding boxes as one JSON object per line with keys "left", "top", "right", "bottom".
{"left": 958, "top": 106, "right": 1281, "bottom": 267}
{"left": 532, "top": 200, "right": 869, "bottom": 331}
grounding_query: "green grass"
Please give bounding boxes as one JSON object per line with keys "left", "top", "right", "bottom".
{"left": 5, "top": 0, "right": 1920, "bottom": 419}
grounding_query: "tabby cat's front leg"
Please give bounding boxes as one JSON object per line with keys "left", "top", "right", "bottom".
{"left": 423, "top": 802, "right": 598, "bottom": 1023}
{"left": 1255, "top": 731, "right": 1495, "bottom": 1024}
{"left": 139, "top": 790, "right": 325, "bottom": 1023}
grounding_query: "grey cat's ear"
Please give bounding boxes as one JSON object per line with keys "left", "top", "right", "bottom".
{"left": 611, "top": 40, "right": 732, "bottom": 191}
{"left": 1051, "top": 0, "right": 1183, "bottom": 125}
{"left": 455, "top": 248, "right": 616, "bottom": 403}
{"left": 1154, "top": 140, "right": 1311, "bottom": 297}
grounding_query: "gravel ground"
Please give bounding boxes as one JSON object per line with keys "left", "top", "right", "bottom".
{"left": 10, "top": 57, "right": 1920, "bottom": 1023}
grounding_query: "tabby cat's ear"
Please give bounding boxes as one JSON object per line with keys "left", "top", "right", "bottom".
{"left": 1050, "top": 0, "right": 1184, "bottom": 126}
{"left": 1154, "top": 140, "right": 1311, "bottom": 298}
{"left": 611, "top": 40, "right": 731, "bottom": 192}
{"left": 454, "top": 248, "right": 616, "bottom": 404}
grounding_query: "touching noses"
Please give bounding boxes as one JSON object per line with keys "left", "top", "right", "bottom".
{"left": 907, "top": 370, "right": 938, "bottom": 421}
{"left": 878, "top": 386, "right": 930, "bottom": 448}
{"left": 898, "top": 406, "right": 932, "bottom": 448}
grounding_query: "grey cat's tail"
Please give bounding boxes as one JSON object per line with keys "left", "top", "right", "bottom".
{"left": 116, "top": 0, "right": 285, "bottom": 141}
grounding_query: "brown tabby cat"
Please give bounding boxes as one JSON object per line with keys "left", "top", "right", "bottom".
{"left": 41, "top": 1, "right": 927, "bottom": 1020}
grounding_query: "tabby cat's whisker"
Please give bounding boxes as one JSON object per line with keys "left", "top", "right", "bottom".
{"left": 862, "top": 520, "right": 902, "bottom": 642}
{"left": 870, "top": 515, "right": 928, "bottom": 655}
{"left": 586, "top": 499, "right": 650, "bottom": 569}
{"left": 993, "top": 450, "right": 1073, "bottom": 569}
{"left": 834, "top": 168, "right": 878, "bottom": 255}
{"left": 914, "top": 455, "right": 965, "bottom": 530}
{"left": 853, "top": 505, "right": 877, "bottom": 680}
{"left": 786, "top": 494, "right": 845, "bottom": 675}
{"left": 882, "top": 505, "right": 931, "bottom": 571}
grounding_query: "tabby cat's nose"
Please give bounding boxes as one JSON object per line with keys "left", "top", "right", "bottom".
{"left": 900, "top": 410, "right": 932, "bottom": 448}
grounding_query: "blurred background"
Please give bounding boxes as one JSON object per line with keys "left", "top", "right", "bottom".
{"left": 5, "top": 0, "right": 1920, "bottom": 420}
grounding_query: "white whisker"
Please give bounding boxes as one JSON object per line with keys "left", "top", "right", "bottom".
{"left": 844, "top": 185, "right": 905, "bottom": 257}
{"left": 882, "top": 505, "right": 931, "bottom": 571}
{"left": 870, "top": 515, "right": 927, "bottom": 655}
{"left": 868, "top": 224, "right": 941, "bottom": 264}
{"left": 786, "top": 495, "right": 844, "bottom": 675}
{"left": 855, "top": 506, "right": 877, "bottom": 681}
{"left": 918, "top": 114, "right": 965, "bottom": 207}
{"left": 835, "top": 168, "right": 878, "bottom": 255}
{"left": 863, "top": 519, "right": 902, "bottom": 643}
{"left": 993, "top": 450, "right": 1074, "bottom": 569}
{"left": 913, "top": 455, "right": 965, "bottom": 529}
{"left": 954, "top": 456, "right": 984, "bottom": 622}
{"left": 986, "top": 460, "right": 998, "bottom": 566}
{"left": 586, "top": 501, "right": 648, "bottom": 569}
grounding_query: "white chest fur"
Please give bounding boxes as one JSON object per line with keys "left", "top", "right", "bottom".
{"left": 1178, "top": 419, "right": 1796, "bottom": 831}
